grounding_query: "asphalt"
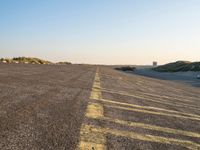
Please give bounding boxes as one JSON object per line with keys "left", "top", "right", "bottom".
{"left": 0, "top": 64, "right": 200, "bottom": 150}
{"left": 133, "top": 68, "right": 200, "bottom": 87}
{"left": 0, "top": 64, "right": 95, "bottom": 150}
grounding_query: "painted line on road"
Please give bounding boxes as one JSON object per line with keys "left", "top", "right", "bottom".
{"left": 92, "top": 97, "right": 200, "bottom": 121}
{"left": 78, "top": 69, "right": 200, "bottom": 149}
{"left": 93, "top": 96, "right": 200, "bottom": 119}
{"left": 82, "top": 124, "right": 200, "bottom": 150}
{"left": 101, "top": 88, "right": 200, "bottom": 111}
{"left": 86, "top": 102, "right": 104, "bottom": 119}
{"left": 79, "top": 103, "right": 106, "bottom": 150}
{"left": 78, "top": 68, "right": 106, "bottom": 150}
{"left": 87, "top": 112, "right": 200, "bottom": 138}
{"left": 101, "top": 73, "right": 200, "bottom": 103}
{"left": 105, "top": 104, "right": 200, "bottom": 121}
{"left": 140, "top": 92, "right": 194, "bottom": 103}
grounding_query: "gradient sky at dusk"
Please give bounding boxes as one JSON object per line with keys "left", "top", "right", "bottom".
{"left": 1, "top": 0, "right": 200, "bottom": 64}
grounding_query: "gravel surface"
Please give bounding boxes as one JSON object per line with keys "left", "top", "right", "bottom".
{"left": 87, "top": 67, "right": 200, "bottom": 150}
{"left": 0, "top": 63, "right": 95, "bottom": 150}
{"left": 0, "top": 64, "right": 200, "bottom": 150}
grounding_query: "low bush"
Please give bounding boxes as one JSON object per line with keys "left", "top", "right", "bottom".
{"left": 0, "top": 57, "right": 52, "bottom": 64}
{"left": 115, "top": 66, "right": 136, "bottom": 71}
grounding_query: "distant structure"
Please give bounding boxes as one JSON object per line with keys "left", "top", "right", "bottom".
{"left": 153, "top": 61, "right": 158, "bottom": 67}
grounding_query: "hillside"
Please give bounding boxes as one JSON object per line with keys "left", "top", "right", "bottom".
{"left": 0, "top": 57, "right": 52, "bottom": 64}
{"left": 153, "top": 61, "right": 200, "bottom": 72}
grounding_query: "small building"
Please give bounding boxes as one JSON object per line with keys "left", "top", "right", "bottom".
{"left": 153, "top": 61, "right": 157, "bottom": 67}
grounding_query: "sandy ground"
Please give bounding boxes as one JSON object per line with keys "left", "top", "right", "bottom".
{"left": 132, "top": 68, "right": 200, "bottom": 87}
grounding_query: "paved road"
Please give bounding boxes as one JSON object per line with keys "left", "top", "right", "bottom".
{"left": 0, "top": 64, "right": 200, "bottom": 150}
{"left": 0, "top": 64, "right": 95, "bottom": 150}
{"left": 133, "top": 68, "right": 200, "bottom": 87}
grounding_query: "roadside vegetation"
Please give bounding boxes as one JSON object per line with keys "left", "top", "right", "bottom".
{"left": 0, "top": 57, "right": 52, "bottom": 64}
{"left": 153, "top": 61, "right": 200, "bottom": 72}
{"left": 115, "top": 66, "right": 136, "bottom": 71}
{"left": 0, "top": 57, "right": 71, "bottom": 65}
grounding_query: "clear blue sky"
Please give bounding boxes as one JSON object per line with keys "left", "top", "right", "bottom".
{"left": 1, "top": 0, "right": 200, "bottom": 65}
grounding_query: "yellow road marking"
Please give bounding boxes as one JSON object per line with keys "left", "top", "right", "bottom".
{"left": 86, "top": 102, "right": 104, "bottom": 119}
{"left": 93, "top": 97, "right": 200, "bottom": 119}
{"left": 79, "top": 142, "right": 106, "bottom": 150}
{"left": 97, "top": 98, "right": 200, "bottom": 121}
{"left": 79, "top": 70, "right": 200, "bottom": 149}
{"left": 78, "top": 67, "right": 106, "bottom": 150}
{"left": 101, "top": 88, "right": 200, "bottom": 111}
{"left": 87, "top": 113, "right": 200, "bottom": 138}
{"left": 105, "top": 104, "right": 200, "bottom": 121}
{"left": 101, "top": 73, "right": 200, "bottom": 103}
{"left": 90, "top": 87, "right": 102, "bottom": 100}
{"left": 101, "top": 72, "right": 200, "bottom": 103}
{"left": 90, "top": 71, "right": 102, "bottom": 100}
{"left": 79, "top": 125, "right": 106, "bottom": 150}
{"left": 83, "top": 125, "right": 200, "bottom": 150}
{"left": 102, "top": 88, "right": 200, "bottom": 109}
{"left": 79, "top": 103, "right": 105, "bottom": 150}
{"left": 141, "top": 92, "right": 193, "bottom": 103}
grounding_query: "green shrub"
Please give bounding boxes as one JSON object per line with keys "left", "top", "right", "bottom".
{"left": 115, "top": 66, "right": 136, "bottom": 71}
{"left": 0, "top": 57, "right": 52, "bottom": 64}
{"left": 153, "top": 61, "right": 200, "bottom": 72}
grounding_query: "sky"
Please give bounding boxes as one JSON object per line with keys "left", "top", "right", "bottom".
{"left": 0, "top": 0, "right": 200, "bottom": 65}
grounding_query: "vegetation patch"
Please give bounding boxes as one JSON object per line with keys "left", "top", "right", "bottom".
{"left": 153, "top": 61, "right": 200, "bottom": 72}
{"left": 0, "top": 57, "right": 71, "bottom": 65}
{"left": 115, "top": 66, "right": 136, "bottom": 71}
{"left": 0, "top": 57, "right": 52, "bottom": 64}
